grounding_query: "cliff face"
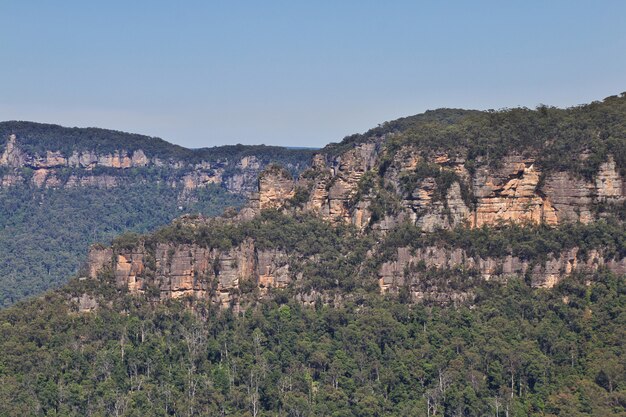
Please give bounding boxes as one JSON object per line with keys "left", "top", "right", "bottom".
{"left": 379, "top": 246, "right": 626, "bottom": 297}
{"left": 264, "top": 144, "right": 625, "bottom": 231}
{"left": 86, "top": 216, "right": 626, "bottom": 308}
{"left": 0, "top": 123, "right": 316, "bottom": 307}
{"left": 1, "top": 134, "right": 151, "bottom": 170}
{"left": 90, "top": 237, "right": 290, "bottom": 309}
{"left": 201, "top": 138, "right": 624, "bottom": 302}
{"left": 0, "top": 132, "right": 309, "bottom": 194}
{"left": 258, "top": 166, "right": 295, "bottom": 209}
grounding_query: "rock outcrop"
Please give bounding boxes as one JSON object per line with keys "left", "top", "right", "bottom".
{"left": 299, "top": 144, "right": 379, "bottom": 224}
{"left": 378, "top": 246, "right": 626, "bottom": 300}
{"left": 76, "top": 125, "right": 626, "bottom": 309}
{"left": 258, "top": 166, "right": 295, "bottom": 210}
{"left": 471, "top": 157, "right": 557, "bottom": 226}
{"left": 0, "top": 133, "right": 309, "bottom": 195}
{"left": 0, "top": 135, "right": 24, "bottom": 167}
{"left": 260, "top": 145, "right": 624, "bottom": 232}
{"left": 89, "top": 237, "right": 292, "bottom": 308}
{"left": 596, "top": 156, "right": 625, "bottom": 202}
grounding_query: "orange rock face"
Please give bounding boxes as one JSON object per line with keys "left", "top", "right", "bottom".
{"left": 88, "top": 236, "right": 290, "bottom": 308}
{"left": 472, "top": 158, "right": 558, "bottom": 227}
{"left": 258, "top": 167, "right": 295, "bottom": 210}
{"left": 300, "top": 146, "right": 624, "bottom": 231}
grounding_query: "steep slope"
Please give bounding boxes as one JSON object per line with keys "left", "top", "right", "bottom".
{"left": 85, "top": 205, "right": 626, "bottom": 309}
{"left": 0, "top": 122, "right": 314, "bottom": 307}
{"left": 296, "top": 94, "right": 626, "bottom": 231}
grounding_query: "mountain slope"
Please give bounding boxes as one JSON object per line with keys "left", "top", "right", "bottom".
{"left": 1, "top": 254, "right": 624, "bottom": 416}
{"left": 0, "top": 122, "right": 314, "bottom": 306}
{"left": 295, "top": 94, "right": 626, "bottom": 232}
{"left": 79, "top": 94, "right": 624, "bottom": 307}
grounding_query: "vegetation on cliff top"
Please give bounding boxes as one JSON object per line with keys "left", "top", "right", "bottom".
{"left": 0, "top": 122, "right": 316, "bottom": 307}
{"left": 380, "top": 217, "right": 626, "bottom": 264}
{"left": 114, "top": 210, "right": 375, "bottom": 293}
{"left": 0, "top": 93, "right": 625, "bottom": 414}
{"left": 109, "top": 209, "right": 626, "bottom": 299}
{"left": 325, "top": 93, "right": 626, "bottom": 178}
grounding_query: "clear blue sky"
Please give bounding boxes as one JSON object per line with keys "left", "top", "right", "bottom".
{"left": 2, "top": 1, "right": 625, "bottom": 148}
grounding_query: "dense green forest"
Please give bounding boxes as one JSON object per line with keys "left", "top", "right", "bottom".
{"left": 0, "top": 184, "right": 244, "bottom": 307}
{"left": 0, "top": 269, "right": 624, "bottom": 416}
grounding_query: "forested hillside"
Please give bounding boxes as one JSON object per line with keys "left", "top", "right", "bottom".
{"left": 323, "top": 94, "right": 626, "bottom": 179}
{"left": 0, "top": 237, "right": 624, "bottom": 416}
{"left": 2, "top": 198, "right": 625, "bottom": 416}
{"left": 0, "top": 122, "right": 314, "bottom": 307}
{"left": 0, "top": 121, "right": 315, "bottom": 167}
{"left": 0, "top": 184, "right": 244, "bottom": 306}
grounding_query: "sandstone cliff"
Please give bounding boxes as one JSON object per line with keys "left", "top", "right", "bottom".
{"left": 378, "top": 245, "right": 626, "bottom": 300}
{"left": 0, "top": 130, "right": 311, "bottom": 195}
{"left": 258, "top": 143, "right": 625, "bottom": 232}
{"left": 89, "top": 235, "right": 291, "bottom": 309}
{"left": 86, "top": 218, "right": 626, "bottom": 308}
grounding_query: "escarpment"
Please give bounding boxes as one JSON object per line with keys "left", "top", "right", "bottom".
{"left": 261, "top": 95, "right": 626, "bottom": 232}
{"left": 0, "top": 121, "right": 315, "bottom": 307}
{"left": 0, "top": 124, "right": 313, "bottom": 194}
{"left": 378, "top": 245, "right": 626, "bottom": 297}
{"left": 86, "top": 208, "right": 626, "bottom": 308}
{"left": 40, "top": 95, "right": 626, "bottom": 308}
{"left": 86, "top": 161, "right": 626, "bottom": 308}
{"left": 281, "top": 146, "right": 625, "bottom": 232}
{"left": 84, "top": 95, "right": 626, "bottom": 307}
{"left": 89, "top": 226, "right": 293, "bottom": 309}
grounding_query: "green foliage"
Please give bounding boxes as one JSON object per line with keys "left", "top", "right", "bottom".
{"left": 349, "top": 171, "right": 402, "bottom": 224}
{"left": 323, "top": 108, "right": 478, "bottom": 157}
{"left": 398, "top": 161, "right": 472, "bottom": 207}
{"left": 381, "top": 218, "right": 626, "bottom": 263}
{"left": 323, "top": 94, "right": 626, "bottom": 179}
{"left": 0, "top": 121, "right": 317, "bottom": 307}
{"left": 290, "top": 185, "right": 312, "bottom": 207}
{"left": 0, "top": 184, "right": 244, "bottom": 307}
{"left": 145, "top": 210, "right": 374, "bottom": 292}
{"left": 1, "top": 95, "right": 625, "bottom": 415}
{"left": 0, "top": 272, "right": 624, "bottom": 416}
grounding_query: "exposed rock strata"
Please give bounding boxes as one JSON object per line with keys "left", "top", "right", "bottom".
{"left": 258, "top": 167, "right": 295, "bottom": 210}
{"left": 84, "top": 145, "right": 626, "bottom": 308}
{"left": 0, "top": 134, "right": 306, "bottom": 194}
{"left": 89, "top": 233, "right": 626, "bottom": 308}
{"left": 378, "top": 246, "right": 626, "bottom": 297}
{"left": 259, "top": 145, "right": 624, "bottom": 231}
{"left": 89, "top": 239, "right": 291, "bottom": 308}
